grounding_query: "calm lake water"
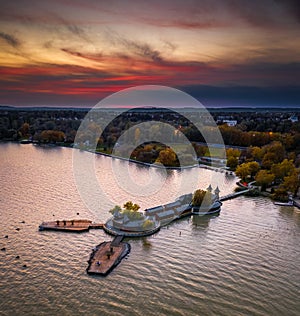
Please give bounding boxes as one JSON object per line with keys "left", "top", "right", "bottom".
{"left": 0, "top": 143, "right": 300, "bottom": 316}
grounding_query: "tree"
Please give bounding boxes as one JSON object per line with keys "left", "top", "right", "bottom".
{"left": 226, "top": 148, "right": 241, "bottom": 158}
{"left": 262, "top": 141, "right": 285, "bottom": 168}
{"left": 255, "top": 170, "right": 275, "bottom": 191}
{"left": 109, "top": 205, "right": 121, "bottom": 215}
{"left": 281, "top": 171, "right": 300, "bottom": 196}
{"left": 226, "top": 148, "right": 241, "bottom": 170}
{"left": 123, "top": 201, "right": 140, "bottom": 211}
{"left": 235, "top": 163, "right": 250, "bottom": 181}
{"left": 250, "top": 146, "right": 264, "bottom": 161}
{"left": 155, "top": 148, "right": 178, "bottom": 167}
{"left": 19, "top": 123, "right": 30, "bottom": 138}
{"left": 271, "top": 159, "right": 295, "bottom": 182}
{"left": 272, "top": 187, "right": 289, "bottom": 202}
{"left": 192, "top": 143, "right": 207, "bottom": 157}
{"left": 247, "top": 161, "right": 260, "bottom": 178}
{"left": 142, "top": 219, "right": 154, "bottom": 230}
{"left": 226, "top": 156, "right": 238, "bottom": 170}
{"left": 262, "top": 152, "right": 278, "bottom": 169}
{"left": 192, "top": 189, "right": 212, "bottom": 207}
{"left": 40, "top": 130, "right": 65, "bottom": 143}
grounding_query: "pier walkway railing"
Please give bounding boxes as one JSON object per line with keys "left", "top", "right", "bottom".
{"left": 220, "top": 189, "right": 250, "bottom": 202}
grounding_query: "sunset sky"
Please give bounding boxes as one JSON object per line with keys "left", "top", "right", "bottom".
{"left": 0, "top": 0, "right": 300, "bottom": 107}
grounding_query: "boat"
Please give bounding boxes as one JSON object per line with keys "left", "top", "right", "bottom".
{"left": 19, "top": 139, "right": 32, "bottom": 144}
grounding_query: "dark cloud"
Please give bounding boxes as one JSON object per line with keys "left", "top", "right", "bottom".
{"left": 61, "top": 48, "right": 85, "bottom": 58}
{"left": 181, "top": 84, "right": 300, "bottom": 107}
{"left": 106, "top": 29, "right": 163, "bottom": 62}
{"left": 141, "top": 17, "right": 228, "bottom": 29}
{"left": 60, "top": 20, "right": 92, "bottom": 44}
{"left": 0, "top": 32, "right": 20, "bottom": 48}
{"left": 120, "top": 39, "right": 163, "bottom": 62}
{"left": 61, "top": 48, "right": 105, "bottom": 62}
{"left": 279, "top": 0, "right": 300, "bottom": 23}
{"left": 128, "top": 41, "right": 162, "bottom": 62}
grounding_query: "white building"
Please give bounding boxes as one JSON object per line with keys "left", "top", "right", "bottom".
{"left": 223, "top": 120, "right": 237, "bottom": 127}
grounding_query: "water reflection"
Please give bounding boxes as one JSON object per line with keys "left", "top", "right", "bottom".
{"left": 191, "top": 214, "right": 219, "bottom": 230}
{"left": 278, "top": 206, "right": 300, "bottom": 226}
{"left": 1, "top": 143, "right": 300, "bottom": 316}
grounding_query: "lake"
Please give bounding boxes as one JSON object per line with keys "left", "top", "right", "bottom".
{"left": 0, "top": 143, "right": 299, "bottom": 315}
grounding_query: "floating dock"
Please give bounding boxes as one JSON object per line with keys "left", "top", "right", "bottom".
{"left": 87, "top": 237, "right": 130, "bottom": 276}
{"left": 39, "top": 219, "right": 103, "bottom": 232}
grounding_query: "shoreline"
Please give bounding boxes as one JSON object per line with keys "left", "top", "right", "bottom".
{"left": 14, "top": 140, "right": 225, "bottom": 171}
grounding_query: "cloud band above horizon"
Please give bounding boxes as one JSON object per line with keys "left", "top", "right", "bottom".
{"left": 0, "top": 0, "right": 299, "bottom": 107}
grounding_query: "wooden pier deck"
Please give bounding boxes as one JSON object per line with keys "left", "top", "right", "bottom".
{"left": 87, "top": 239, "right": 130, "bottom": 276}
{"left": 39, "top": 219, "right": 103, "bottom": 232}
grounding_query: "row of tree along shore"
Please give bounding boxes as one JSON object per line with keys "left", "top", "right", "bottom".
{"left": 1, "top": 107, "right": 299, "bottom": 201}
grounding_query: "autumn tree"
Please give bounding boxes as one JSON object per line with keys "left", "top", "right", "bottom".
{"left": 40, "top": 130, "right": 65, "bottom": 143}
{"left": 226, "top": 148, "right": 241, "bottom": 170}
{"left": 262, "top": 141, "right": 285, "bottom": 168}
{"left": 271, "top": 159, "right": 295, "bottom": 182}
{"left": 227, "top": 156, "right": 239, "bottom": 170}
{"left": 192, "top": 143, "right": 207, "bottom": 157}
{"left": 250, "top": 146, "right": 264, "bottom": 161}
{"left": 247, "top": 161, "right": 260, "bottom": 177}
{"left": 155, "top": 148, "right": 178, "bottom": 167}
{"left": 255, "top": 170, "right": 275, "bottom": 191}
{"left": 226, "top": 148, "right": 241, "bottom": 159}
{"left": 192, "top": 189, "right": 212, "bottom": 207}
{"left": 235, "top": 164, "right": 250, "bottom": 181}
{"left": 123, "top": 201, "right": 140, "bottom": 211}
{"left": 262, "top": 152, "right": 277, "bottom": 169}
{"left": 19, "top": 123, "right": 30, "bottom": 138}
{"left": 281, "top": 170, "right": 300, "bottom": 196}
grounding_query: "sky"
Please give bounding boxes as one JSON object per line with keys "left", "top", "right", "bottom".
{"left": 0, "top": 0, "right": 300, "bottom": 108}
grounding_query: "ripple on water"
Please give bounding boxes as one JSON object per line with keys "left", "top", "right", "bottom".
{"left": 1, "top": 144, "right": 300, "bottom": 316}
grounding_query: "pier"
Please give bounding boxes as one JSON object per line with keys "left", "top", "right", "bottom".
{"left": 39, "top": 219, "right": 103, "bottom": 232}
{"left": 292, "top": 198, "right": 300, "bottom": 209}
{"left": 86, "top": 238, "right": 130, "bottom": 276}
{"left": 39, "top": 186, "right": 252, "bottom": 276}
{"left": 220, "top": 189, "right": 250, "bottom": 201}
